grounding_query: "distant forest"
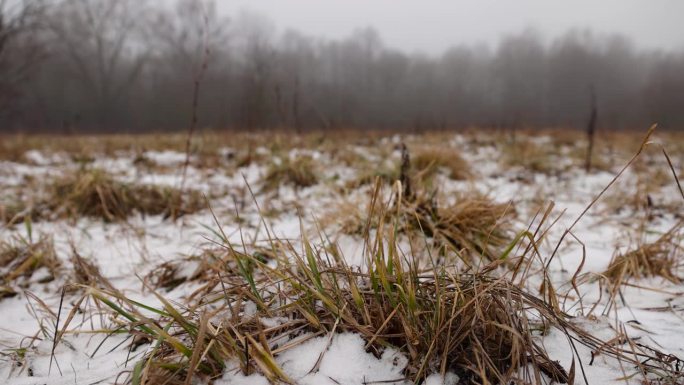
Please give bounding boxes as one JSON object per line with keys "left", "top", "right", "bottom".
{"left": 2, "top": 0, "right": 684, "bottom": 133}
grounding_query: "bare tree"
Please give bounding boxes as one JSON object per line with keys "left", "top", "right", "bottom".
{"left": 0, "top": 0, "right": 45, "bottom": 124}
{"left": 47, "top": 0, "right": 150, "bottom": 130}
{"left": 233, "top": 11, "right": 276, "bottom": 129}
{"left": 145, "top": 0, "right": 229, "bottom": 130}
{"left": 644, "top": 53, "right": 684, "bottom": 129}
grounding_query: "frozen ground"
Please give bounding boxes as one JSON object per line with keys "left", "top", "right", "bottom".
{"left": 0, "top": 132, "right": 683, "bottom": 384}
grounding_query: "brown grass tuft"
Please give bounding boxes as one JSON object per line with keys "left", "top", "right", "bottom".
{"left": 1, "top": 200, "right": 39, "bottom": 226}
{"left": 401, "top": 192, "right": 515, "bottom": 262}
{"left": 145, "top": 252, "right": 218, "bottom": 292}
{"left": 4, "top": 168, "right": 207, "bottom": 223}
{"left": 411, "top": 145, "right": 472, "bottom": 181}
{"left": 329, "top": 181, "right": 515, "bottom": 263}
{"left": 604, "top": 222, "right": 684, "bottom": 284}
{"left": 0, "top": 234, "right": 60, "bottom": 299}
{"left": 76, "top": 230, "right": 571, "bottom": 385}
{"left": 262, "top": 154, "right": 318, "bottom": 192}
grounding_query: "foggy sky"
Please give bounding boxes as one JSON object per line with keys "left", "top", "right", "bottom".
{"left": 5, "top": 0, "right": 684, "bottom": 132}
{"left": 215, "top": 0, "right": 684, "bottom": 54}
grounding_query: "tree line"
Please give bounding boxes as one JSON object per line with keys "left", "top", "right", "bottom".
{"left": 2, "top": 0, "right": 683, "bottom": 133}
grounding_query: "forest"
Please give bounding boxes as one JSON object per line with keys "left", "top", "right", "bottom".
{"left": 2, "top": 0, "right": 684, "bottom": 133}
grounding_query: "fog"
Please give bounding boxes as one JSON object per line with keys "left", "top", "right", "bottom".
{"left": 2, "top": 0, "right": 683, "bottom": 133}
{"left": 216, "top": 0, "right": 684, "bottom": 55}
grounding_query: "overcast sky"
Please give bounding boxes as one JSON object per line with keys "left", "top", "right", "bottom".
{"left": 214, "top": 0, "right": 684, "bottom": 54}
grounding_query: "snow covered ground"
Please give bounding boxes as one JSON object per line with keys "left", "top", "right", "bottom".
{"left": 0, "top": 131, "right": 683, "bottom": 384}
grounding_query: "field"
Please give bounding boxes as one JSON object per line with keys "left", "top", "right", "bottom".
{"left": 1, "top": 128, "right": 683, "bottom": 385}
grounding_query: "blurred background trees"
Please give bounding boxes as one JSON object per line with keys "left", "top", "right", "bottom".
{"left": 1, "top": 0, "right": 683, "bottom": 133}
{"left": 0, "top": 0, "right": 46, "bottom": 124}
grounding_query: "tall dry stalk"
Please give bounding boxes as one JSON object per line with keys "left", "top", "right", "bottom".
{"left": 585, "top": 86, "right": 597, "bottom": 172}
{"left": 178, "top": 3, "right": 212, "bottom": 217}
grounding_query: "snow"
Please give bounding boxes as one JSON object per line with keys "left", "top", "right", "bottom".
{"left": 1, "top": 133, "right": 683, "bottom": 384}
{"left": 217, "top": 333, "right": 410, "bottom": 385}
{"left": 143, "top": 150, "right": 188, "bottom": 166}
{"left": 424, "top": 373, "right": 459, "bottom": 385}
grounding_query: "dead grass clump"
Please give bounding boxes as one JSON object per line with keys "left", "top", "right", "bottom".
{"left": 347, "top": 164, "right": 400, "bottom": 189}
{"left": 75, "top": 230, "right": 570, "bottom": 385}
{"left": 68, "top": 248, "right": 115, "bottom": 291}
{"left": 146, "top": 260, "right": 194, "bottom": 292}
{"left": 46, "top": 168, "right": 204, "bottom": 221}
{"left": 631, "top": 151, "right": 678, "bottom": 188}
{"left": 321, "top": 199, "right": 372, "bottom": 235}
{"left": 604, "top": 222, "right": 684, "bottom": 284}
{"left": 411, "top": 145, "right": 471, "bottom": 180}
{"left": 145, "top": 251, "right": 221, "bottom": 292}
{"left": 1, "top": 179, "right": 43, "bottom": 226}
{"left": 401, "top": 192, "right": 515, "bottom": 261}
{"left": 332, "top": 180, "right": 515, "bottom": 262}
{"left": 347, "top": 145, "right": 470, "bottom": 190}
{"left": 601, "top": 181, "right": 647, "bottom": 218}
{"left": 132, "top": 151, "right": 162, "bottom": 171}
{"left": 262, "top": 155, "right": 318, "bottom": 191}
{"left": 501, "top": 139, "right": 560, "bottom": 175}
{"left": 1, "top": 201, "right": 40, "bottom": 226}
{"left": 328, "top": 146, "right": 368, "bottom": 167}
{"left": 332, "top": 143, "right": 513, "bottom": 261}
{"left": 0, "top": 234, "right": 60, "bottom": 298}
{"left": 600, "top": 176, "right": 680, "bottom": 221}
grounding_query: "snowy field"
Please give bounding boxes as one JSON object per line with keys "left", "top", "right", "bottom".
{"left": 0, "top": 130, "right": 683, "bottom": 385}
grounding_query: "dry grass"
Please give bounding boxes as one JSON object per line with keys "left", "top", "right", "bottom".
{"left": 333, "top": 174, "right": 515, "bottom": 264}
{"left": 601, "top": 179, "right": 649, "bottom": 217}
{"left": 347, "top": 163, "right": 401, "bottom": 189}
{"left": 347, "top": 143, "right": 470, "bottom": 190}
{"left": 2, "top": 168, "right": 206, "bottom": 223}
{"left": 632, "top": 150, "right": 679, "bottom": 187}
{"left": 0, "top": 133, "right": 206, "bottom": 161}
{"left": 500, "top": 139, "right": 560, "bottom": 175}
{"left": 328, "top": 145, "right": 370, "bottom": 167}
{"left": 261, "top": 154, "right": 318, "bottom": 192}
{"left": 71, "top": 228, "right": 572, "bottom": 385}
{"left": 328, "top": 141, "right": 513, "bottom": 264}
{"left": 321, "top": 198, "right": 373, "bottom": 235}
{"left": 1, "top": 200, "right": 40, "bottom": 227}
{"left": 411, "top": 145, "right": 472, "bottom": 181}
{"left": 11, "top": 127, "right": 684, "bottom": 385}
{"left": 604, "top": 222, "right": 684, "bottom": 284}
{"left": 0, "top": 233, "right": 60, "bottom": 299}
{"left": 62, "top": 218, "right": 684, "bottom": 385}
{"left": 69, "top": 248, "right": 114, "bottom": 290}
{"left": 0, "top": 130, "right": 374, "bottom": 164}
{"left": 399, "top": 191, "right": 516, "bottom": 262}
{"left": 48, "top": 168, "right": 204, "bottom": 221}
{"left": 601, "top": 152, "right": 682, "bottom": 220}
{"left": 145, "top": 250, "right": 223, "bottom": 292}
